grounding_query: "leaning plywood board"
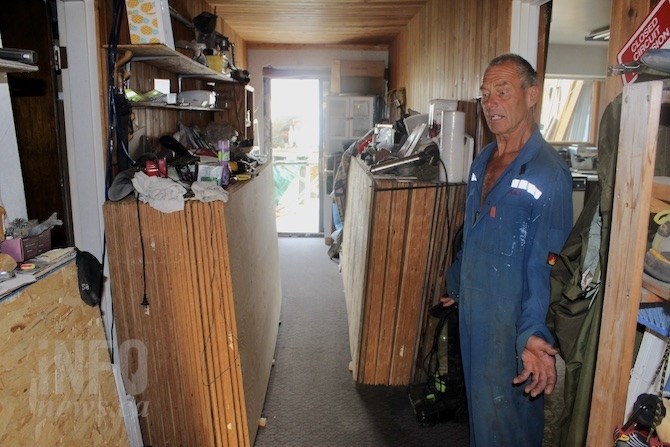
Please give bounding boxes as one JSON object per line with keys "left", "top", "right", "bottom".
{"left": 342, "top": 157, "right": 456, "bottom": 385}
{"left": 341, "top": 157, "right": 375, "bottom": 381}
{"left": 224, "top": 165, "right": 282, "bottom": 444}
{"left": 0, "top": 262, "right": 128, "bottom": 446}
{"left": 104, "top": 199, "right": 249, "bottom": 447}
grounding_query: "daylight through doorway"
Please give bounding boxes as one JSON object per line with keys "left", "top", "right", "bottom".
{"left": 271, "top": 78, "right": 321, "bottom": 234}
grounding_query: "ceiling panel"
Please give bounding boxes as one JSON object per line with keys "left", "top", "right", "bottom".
{"left": 206, "top": 0, "right": 613, "bottom": 47}
{"left": 208, "top": 0, "right": 429, "bottom": 45}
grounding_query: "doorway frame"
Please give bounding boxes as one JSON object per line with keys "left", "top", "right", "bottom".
{"left": 262, "top": 67, "right": 330, "bottom": 235}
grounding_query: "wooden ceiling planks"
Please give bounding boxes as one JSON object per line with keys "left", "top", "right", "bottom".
{"left": 208, "top": 0, "right": 430, "bottom": 45}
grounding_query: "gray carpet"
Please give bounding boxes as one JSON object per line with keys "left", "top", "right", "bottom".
{"left": 253, "top": 236, "right": 469, "bottom": 447}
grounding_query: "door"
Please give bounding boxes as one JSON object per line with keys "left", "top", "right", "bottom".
{"left": 0, "top": 0, "right": 73, "bottom": 247}
{"left": 270, "top": 78, "right": 321, "bottom": 234}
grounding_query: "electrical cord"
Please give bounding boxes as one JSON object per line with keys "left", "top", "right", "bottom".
{"left": 135, "top": 196, "right": 149, "bottom": 310}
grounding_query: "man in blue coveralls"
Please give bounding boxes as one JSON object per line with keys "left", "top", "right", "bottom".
{"left": 441, "top": 53, "right": 573, "bottom": 445}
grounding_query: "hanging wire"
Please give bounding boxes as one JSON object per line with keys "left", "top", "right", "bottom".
{"left": 650, "top": 338, "right": 670, "bottom": 443}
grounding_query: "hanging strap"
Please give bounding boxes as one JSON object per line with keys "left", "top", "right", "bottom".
{"left": 650, "top": 338, "right": 670, "bottom": 443}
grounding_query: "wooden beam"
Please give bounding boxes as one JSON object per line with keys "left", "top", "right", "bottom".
{"left": 587, "top": 80, "right": 663, "bottom": 446}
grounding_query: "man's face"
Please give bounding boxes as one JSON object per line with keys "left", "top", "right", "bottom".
{"left": 479, "top": 62, "right": 538, "bottom": 137}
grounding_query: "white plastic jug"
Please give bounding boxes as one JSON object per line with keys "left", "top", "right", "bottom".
{"left": 437, "top": 110, "right": 474, "bottom": 183}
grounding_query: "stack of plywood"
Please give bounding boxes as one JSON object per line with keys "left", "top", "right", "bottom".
{"left": 0, "top": 261, "right": 128, "bottom": 446}
{"left": 104, "top": 199, "right": 249, "bottom": 447}
{"left": 342, "top": 157, "right": 466, "bottom": 385}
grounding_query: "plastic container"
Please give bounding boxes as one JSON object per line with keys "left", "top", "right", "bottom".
{"left": 217, "top": 140, "right": 231, "bottom": 187}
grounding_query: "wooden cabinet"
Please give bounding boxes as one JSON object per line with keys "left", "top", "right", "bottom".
{"left": 103, "top": 164, "right": 281, "bottom": 447}
{"left": 587, "top": 80, "right": 668, "bottom": 445}
{"left": 325, "top": 95, "right": 375, "bottom": 155}
{"left": 341, "top": 157, "right": 466, "bottom": 385}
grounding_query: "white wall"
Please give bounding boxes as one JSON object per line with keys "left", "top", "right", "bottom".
{"left": 546, "top": 43, "right": 609, "bottom": 78}
{"left": 247, "top": 47, "right": 388, "bottom": 151}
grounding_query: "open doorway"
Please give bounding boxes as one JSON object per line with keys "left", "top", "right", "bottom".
{"left": 270, "top": 78, "right": 321, "bottom": 234}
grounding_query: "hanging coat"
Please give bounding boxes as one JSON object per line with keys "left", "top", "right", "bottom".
{"left": 447, "top": 128, "right": 573, "bottom": 446}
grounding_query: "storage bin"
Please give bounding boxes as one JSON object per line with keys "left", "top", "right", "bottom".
{"left": 0, "top": 231, "right": 51, "bottom": 262}
{"left": 125, "top": 0, "right": 174, "bottom": 48}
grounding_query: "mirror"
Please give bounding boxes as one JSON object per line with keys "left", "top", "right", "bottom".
{"left": 540, "top": 77, "right": 603, "bottom": 144}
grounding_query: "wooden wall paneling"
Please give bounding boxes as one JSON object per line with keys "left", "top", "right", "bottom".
{"left": 0, "top": 263, "right": 128, "bottom": 446}
{"left": 389, "top": 0, "right": 512, "bottom": 114}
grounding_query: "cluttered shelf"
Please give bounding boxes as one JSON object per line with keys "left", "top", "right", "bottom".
{"left": 131, "top": 101, "right": 229, "bottom": 112}
{"left": 114, "top": 43, "right": 235, "bottom": 83}
{"left": 0, "top": 247, "right": 77, "bottom": 300}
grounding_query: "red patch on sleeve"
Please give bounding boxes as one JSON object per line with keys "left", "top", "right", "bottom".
{"left": 547, "top": 252, "right": 558, "bottom": 266}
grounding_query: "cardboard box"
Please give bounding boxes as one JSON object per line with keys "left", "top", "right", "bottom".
{"left": 333, "top": 77, "right": 386, "bottom": 95}
{"left": 331, "top": 60, "right": 386, "bottom": 95}
{"left": 125, "top": 0, "right": 175, "bottom": 48}
{"left": 0, "top": 231, "right": 51, "bottom": 262}
{"left": 334, "top": 60, "right": 385, "bottom": 78}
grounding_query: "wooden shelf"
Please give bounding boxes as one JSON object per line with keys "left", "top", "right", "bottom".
{"left": 131, "top": 101, "right": 229, "bottom": 112}
{"left": 588, "top": 80, "right": 666, "bottom": 445}
{"left": 116, "top": 43, "right": 235, "bottom": 83}
{"left": 0, "top": 58, "right": 38, "bottom": 73}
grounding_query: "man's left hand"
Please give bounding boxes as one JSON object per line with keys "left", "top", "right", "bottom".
{"left": 512, "top": 335, "right": 558, "bottom": 397}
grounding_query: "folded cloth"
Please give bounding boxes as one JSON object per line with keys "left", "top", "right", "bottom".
{"left": 131, "top": 171, "right": 187, "bottom": 213}
{"left": 191, "top": 181, "right": 229, "bottom": 203}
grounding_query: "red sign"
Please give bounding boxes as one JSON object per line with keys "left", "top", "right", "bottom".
{"left": 617, "top": 0, "right": 670, "bottom": 84}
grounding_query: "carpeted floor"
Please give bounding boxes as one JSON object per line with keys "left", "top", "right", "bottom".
{"left": 253, "top": 236, "right": 469, "bottom": 447}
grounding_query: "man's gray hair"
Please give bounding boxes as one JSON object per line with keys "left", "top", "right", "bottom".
{"left": 488, "top": 53, "right": 537, "bottom": 88}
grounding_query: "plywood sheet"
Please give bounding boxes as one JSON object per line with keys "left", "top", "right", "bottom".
{"left": 0, "top": 262, "right": 128, "bottom": 446}
{"left": 104, "top": 197, "right": 250, "bottom": 447}
{"left": 342, "top": 157, "right": 458, "bottom": 385}
{"left": 224, "top": 165, "right": 282, "bottom": 444}
{"left": 341, "top": 156, "right": 375, "bottom": 380}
